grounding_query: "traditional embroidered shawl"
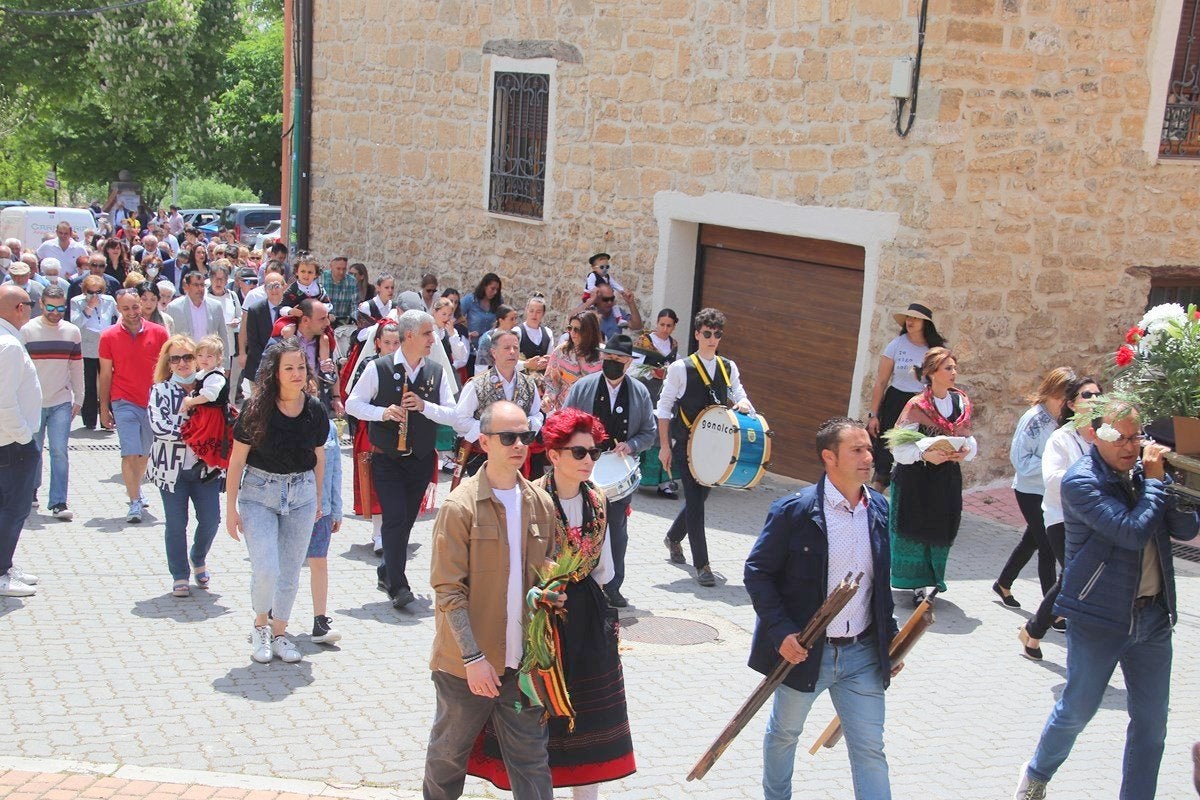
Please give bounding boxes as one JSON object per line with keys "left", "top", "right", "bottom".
{"left": 905, "top": 387, "right": 973, "bottom": 436}
{"left": 471, "top": 367, "right": 536, "bottom": 418}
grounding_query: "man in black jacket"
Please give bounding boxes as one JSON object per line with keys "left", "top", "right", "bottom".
{"left": 744, "top": 417, "right": 901, "bottom": 800}
{"left": 239, "top": 271, "right": 286, "bottom": 396}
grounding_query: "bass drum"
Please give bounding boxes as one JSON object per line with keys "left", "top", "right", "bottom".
{"left": 687, "top": 405, "right": 772, "bottom": 489}
{"left": 592, "top": 451, "right": 641, "bottom": 502}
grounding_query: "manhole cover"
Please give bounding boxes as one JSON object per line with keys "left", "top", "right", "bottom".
{"left": 1174, "top": 542, "right": 1200, "bottom": 564}
{"left": 620, "top": 615, "right": 719, "bottom": 645}
{"left": 68, "top": 444, "right": 123, "bottom": 451}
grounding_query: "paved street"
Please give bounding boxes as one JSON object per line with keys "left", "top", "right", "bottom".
{"left": 4, "top": 423, "right": 1200, "bottom": 800}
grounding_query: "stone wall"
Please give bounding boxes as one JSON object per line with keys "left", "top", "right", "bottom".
{"left": 307, "top": 0, "right": 1199, "bottom": 486}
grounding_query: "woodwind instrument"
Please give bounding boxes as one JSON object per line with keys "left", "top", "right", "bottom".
{"left": 396, "top": 375, "right": 410, "bottom": 454}
{"left": 809, "top": 588, "right": 938, "bottom": 754}
{"left": 687, "top": 572, "right": 864, "bottom": 782}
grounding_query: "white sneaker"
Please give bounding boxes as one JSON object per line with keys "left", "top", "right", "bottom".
{"left": 8, "top": 565, "right": 39, "bottom": 585}
{"left": 1014, "top": 761, "right": 1048, "bottom": 800}
{"left": 249, "top": 625, "right": 273, "bottom": 663}
{"left": 126, "top": 499, "right": 143, "bottom": 524}
{"left": 372, "top": 533, "right": 383, "bottom": 555}
{"left": 0, "top": 574, "right": 36, "bottom": 597}
{"left": 272, "top": 635, "right": 302, "bottom": 663}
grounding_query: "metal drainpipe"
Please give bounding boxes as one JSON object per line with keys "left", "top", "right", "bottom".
{"left": 296, "top": 0, "right": 313, "bottom": 251}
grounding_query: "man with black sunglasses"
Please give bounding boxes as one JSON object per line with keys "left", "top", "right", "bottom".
{"left": 564, "top": 332, "right": 656, "bottom": 607}
{"left": 425, "top": 400, "right": 559, "bottom": 799}
{"left": 655, "top": 307, "right": 755, "bottom": 587}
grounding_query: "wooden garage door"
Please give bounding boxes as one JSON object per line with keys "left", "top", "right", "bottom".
{"left": 696, "top": 225, "right": 864, "bottom": 482}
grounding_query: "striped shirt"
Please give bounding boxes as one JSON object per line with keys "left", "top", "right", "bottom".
{"left": 20, "top": 316, "right": 84, "bottom": 408}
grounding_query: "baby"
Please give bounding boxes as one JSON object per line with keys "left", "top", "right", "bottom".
{"left": 273, "top": 256, "right": 337, "bottom": 380}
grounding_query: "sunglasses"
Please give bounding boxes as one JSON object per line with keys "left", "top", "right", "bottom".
{"left": 86, "top": 290, "right": 104, "bottom": 296}
{"left": 1079, "top": 391, "right": 1100, "bottom": 399}
{"left": 596, "top": 296, "right": 615, "bottom": 303}
{"left": 168, "top": 353, "right": 196, "bottom": 364}
{"left": 44, "top": 304, "right": 68, "bottom": 313}
{"left": 568, "top": 325, "right": 582, "bottom": 333}
{"left": 700, "top": 330, "right": 724, "bottom": 339}
{"left": 557, "top": 445, "right": 601, "bottom": 461}
{"left": 484, "top": 430, "right": 537, "bottom": 446}
{"left": 17, "top": 300, "right": 35, "bottom": 309}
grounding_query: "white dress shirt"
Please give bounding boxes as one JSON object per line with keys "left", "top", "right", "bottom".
{"left": 453, "top": 370, "right": 544, "bottom": 442}
{"left": 0, "top": 319, "right": 43, "bottom": 445}
{"left": 655, "top": 354, "right": 753, "bottom": 420}
{"left": 436, "top": 326, "right": 469, "bottom": 368}
{"left": 822, "top": 477, "right": 874, "bottom": 638}
{"left": 345, "top": 354, "right": 458, "bottom": 427}
{"left": 1041, "top": 425, "right": 1089, "bottom": 527}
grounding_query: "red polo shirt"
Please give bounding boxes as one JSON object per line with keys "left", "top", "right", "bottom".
{"left": 98, "top": 319, "right": 168, "bottom": 407}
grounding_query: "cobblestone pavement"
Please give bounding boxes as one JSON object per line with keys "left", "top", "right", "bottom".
{"left": 4, "top": 424, "right": 1200, "bottom": 800}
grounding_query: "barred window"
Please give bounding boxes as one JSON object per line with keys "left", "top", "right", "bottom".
{"left": 488, "top": 71, "right": 550, "bottom": 219}
{"left": 1160, "top": 0, "right": 1200, "bottom": 158}
{"left": 1148, "top": 275, "right": 1200, "bottom": 309}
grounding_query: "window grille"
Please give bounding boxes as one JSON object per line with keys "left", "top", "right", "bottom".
{"left": 488, "top": 71, "right": 549, "bottom": 219}
{"left": 1160, "top": 0, "right": 1200, "bottom": 158}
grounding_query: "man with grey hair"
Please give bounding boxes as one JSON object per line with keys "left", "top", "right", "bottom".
{"left": 347, "top": 309, "right": 458, "bottom": 608}
{"left": 1014, "top": 403, "right": 1199, "bottom": 800}
{"left": 38, "top": 259, "right": 71, "bottom": 295}
{"left": 2, "top": 238, "right": 21, "bottom": 263}
{"left": 20, "top": 286, "right": 83, "bottom": 521}
{"left": 0, "top": 244, "right": 13, "bottom": 279}
{"left": 5, "top": 259, "right": 43, "bottom": 316}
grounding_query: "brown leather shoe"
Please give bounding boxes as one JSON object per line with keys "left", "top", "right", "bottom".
{"left": 664, "top": 536, "right": 686, "bottom": 564}
{"left": 696, "top": 565, "right": 716, "bottom": 587}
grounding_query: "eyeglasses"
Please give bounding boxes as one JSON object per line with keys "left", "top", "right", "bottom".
{"left": 483, "top": 430, "right": 537, "bottom": 446}
{"left": 17, "top": 300, "right": 34, "bottom": 309}
{"left": 44, "top": 304, "right": 67, "bottom": 313}
{"left": 557, "top": 445, "right": 601, "bottom": 461}
{"left": 168, "top": 353, "right": 196, "bottom": 364}
{"left": 1112, "top": 434, "right": 1146, "bottom": 447}
{"left": 568, "top": 325, "right": 582, "bottom": 333}
{"left": 699, "top": 330, "right": 724, "bottom": 339}
{"left": 265, "top": 282, "right": 284, "bottom": 289}
{"left": 1079, "top": 391, "right": 1100, "bottom": 399}
{"left": 595, "top": 296, "right": 615, "bottom": 303}
{"left": 86, "top": 290, "right": 104, "bottom": 296}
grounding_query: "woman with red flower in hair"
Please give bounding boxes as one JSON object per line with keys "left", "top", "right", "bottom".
{"left": 467, "top": 407, "right": 636, "bottom": 798}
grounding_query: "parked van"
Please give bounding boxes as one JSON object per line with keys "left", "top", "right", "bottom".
{"left": 0, "top": 206, "right": 96, "bottom": 249}
{"left": 219, "top": 203, "right": 280, "bottom": 247}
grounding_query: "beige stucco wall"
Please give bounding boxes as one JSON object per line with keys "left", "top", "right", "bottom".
{"left": 307, "top": 0, "right": 1200, "bottom": 486}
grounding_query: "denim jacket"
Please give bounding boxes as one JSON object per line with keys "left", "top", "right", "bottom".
{"left": 320, "top": 421, "right": 342, "bottom": 522}
{"left": 1054, "top": 446, "right": 1199, "bottom": 632}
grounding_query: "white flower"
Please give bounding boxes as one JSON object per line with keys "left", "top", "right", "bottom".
{"left": 1096, "top": 423, "right": 1121, "bottom": 443}
{"left": 1137, "top": 303, "right": 1187, "bottom": 335}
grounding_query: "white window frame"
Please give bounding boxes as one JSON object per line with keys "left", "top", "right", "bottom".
{"left": 1144, "top": 0, "right": 1198, "bottom": 163}
{"left": 482, "top": 55, "right": 557, "bottom": 224}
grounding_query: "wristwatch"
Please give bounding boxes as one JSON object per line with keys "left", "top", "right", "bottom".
{"left": 866, "top": 411, "right": 876, "bottom": 419}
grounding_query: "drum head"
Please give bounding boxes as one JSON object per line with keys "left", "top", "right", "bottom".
{"left": 593, "top": 451, "right": 637, "bottom": 489}
{"left": 688, "top": 406, "right": 739, "bottom": 486}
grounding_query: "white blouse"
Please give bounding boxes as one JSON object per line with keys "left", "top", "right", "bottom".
{"left": 559, "top": 489, "right": 614, "bottom": 586}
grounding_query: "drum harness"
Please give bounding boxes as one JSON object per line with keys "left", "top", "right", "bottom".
{"left": 679, "top": 352, "right": 732, "bottom": 431}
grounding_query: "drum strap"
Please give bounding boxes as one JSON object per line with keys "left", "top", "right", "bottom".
{"left": 679, "top": 353, "right": 731, "bottom": 430}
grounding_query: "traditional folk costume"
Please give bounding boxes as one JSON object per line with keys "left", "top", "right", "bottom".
{"left": 179, "top": 368, "right": 235, "bottom": 472}
{"left": 631, "top": 329, "right": 681, "bottom": 490}
{"left": 453, "top": 366, "right": 544, "bottom": 478}
{"left": 516, "top": 322, "right": 552, "bottom": 395}
{"left": 345, "top": 350, "right": 458, "bottom": 602}
{"left": 887, "top": 387, "right": 977, "bottom": 592}
{"left": 467, "top": 472, "right": 636, "bottom": 791}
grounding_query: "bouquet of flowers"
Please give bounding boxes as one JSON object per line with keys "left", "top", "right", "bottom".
{"left": 1104, "top": 303, "right": 1200, "bottom": 423}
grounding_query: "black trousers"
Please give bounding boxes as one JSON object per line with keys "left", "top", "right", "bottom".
{"left": 1027, "top": 522, "right": 1067, "bottom": 639}
{"left": 665, "top": 437, "right": 712, "bottom": 569}
{"left": 82, "top": 357, "right": 100, "bottom": 429}
{"left": 373, "top": 450, "right": 435, "bottom": 596}
{"left": 998, "top": 490, "right": 1057, "bottom": 594}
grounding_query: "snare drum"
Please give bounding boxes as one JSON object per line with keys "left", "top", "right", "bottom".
{"left": 687, "top": 405, "right": 772, "bottom": 489}
{"left": 592, "top": 451, "right": 641, "bottom": 502}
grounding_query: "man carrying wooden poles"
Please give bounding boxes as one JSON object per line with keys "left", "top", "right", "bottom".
{"left": 743, "top": 417, "right": 904, "bottom": 800}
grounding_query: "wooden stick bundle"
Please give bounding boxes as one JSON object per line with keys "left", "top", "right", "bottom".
{"left": 356, "top": 452, "right": 373, "bottom": 520}
{"left": 808, "top": 588, "right": 938, "bottom": 754}
{"left": 687, "top": 571, "right": 865, "bottom": 782}
{"left": 450, "top": 437, "right": 472, "bottom": 491}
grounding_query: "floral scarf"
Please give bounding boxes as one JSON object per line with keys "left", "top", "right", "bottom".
{"left": 909, "top": 387, "right": 973, "bottom": 436}
{"left": 538, "top": 472, "right": 608, "bottom": 578}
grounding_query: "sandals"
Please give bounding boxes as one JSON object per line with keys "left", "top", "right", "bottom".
{"left": 193, "top": 568, "right": 211, "bottom": 589}
{"left": 172, "top": 580, "right": 191, "bottom": 598}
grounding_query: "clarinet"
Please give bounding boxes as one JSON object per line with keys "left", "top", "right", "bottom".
{"left": 396, "top": 375, "right": 410, "bottom": 455}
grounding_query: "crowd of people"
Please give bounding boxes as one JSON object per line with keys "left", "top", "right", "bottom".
{"left": 1, "top": 220, "right": 1198, "bottom": 800}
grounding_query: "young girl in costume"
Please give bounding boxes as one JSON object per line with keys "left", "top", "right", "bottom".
{"left": 272, "top": 256, "right": 338, "bottom": 380}
{"left": 180, "top": 335, "right": 236, "bottom": 475}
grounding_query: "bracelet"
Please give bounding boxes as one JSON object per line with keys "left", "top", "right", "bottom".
{"left": 462, "top": 651, "right": 484, "bottom": 665}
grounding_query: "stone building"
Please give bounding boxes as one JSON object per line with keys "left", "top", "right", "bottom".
{"left": 304, "top": 0, "right": 1200, "bottom": 485}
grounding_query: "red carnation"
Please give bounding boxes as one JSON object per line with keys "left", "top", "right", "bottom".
{"left": 1124, "top": 326, "right": 1142, "bottom": 344}
{"left": 1115, "top": 345, "right": 1135, "bottom": 367}
{"left": 1193, "top": 309, "right": 1200, "bottom": 321}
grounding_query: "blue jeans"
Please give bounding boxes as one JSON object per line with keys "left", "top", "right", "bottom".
{"left": 763, "top": 638, "right": 890, "bottom": 800}
{"left": 237, "top": 466, "right": 316, "bottom": 623}
{"left": 0, "top": 441, "right": 39, "bottom": 575}
{"left": 1028, "top": 602, "right": 1172, "bottom": 800}
{"left": 159, "top": 467, "right": 221, "bottom": 581}
{"left": 34, "top": 402, "right": 73, "bottom": 508}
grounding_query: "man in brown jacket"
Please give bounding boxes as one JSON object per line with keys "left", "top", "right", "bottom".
{"left": 423, "top": 400, "right": 559, "bottom": 800}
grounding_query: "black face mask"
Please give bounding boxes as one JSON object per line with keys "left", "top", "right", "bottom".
{"left": 602, "top": 360, "right": 626, "bottom": 381}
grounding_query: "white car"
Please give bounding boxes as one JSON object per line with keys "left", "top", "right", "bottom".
{"left": 253, "top": 219, "right": 282, "bottom": 252}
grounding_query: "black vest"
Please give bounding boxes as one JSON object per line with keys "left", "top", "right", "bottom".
{"left": 593, "top": 378, "right": 630, "bottom": 442}
{"left": 670, "top": 355, "right": 731, "bottom": 439}
{"left": 518, "top": 325, "right": 550, "bottom": 358}
{"left": 367, "top": 353, "right": 443, "bottom": 458}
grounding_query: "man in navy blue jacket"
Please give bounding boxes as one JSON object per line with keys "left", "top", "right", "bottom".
{"left": 745, "top": 417, "right": 901, "bottom": 800}
{"left": 1016, "top": 406, "right": 1199, "bottom": 800}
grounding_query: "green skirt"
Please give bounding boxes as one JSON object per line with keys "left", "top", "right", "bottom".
{"left": 639, "top": 443, "right": 680, "bottom": 486}
{"left": 888, "top": 482, "right": 951, "bottom": 591}
{"left": 435, "top": 425, "right": 457, "bottom": 451}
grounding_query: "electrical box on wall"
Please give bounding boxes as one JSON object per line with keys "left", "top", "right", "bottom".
{"left": 890, "top": 57, "right": 915, "bottom": 99}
